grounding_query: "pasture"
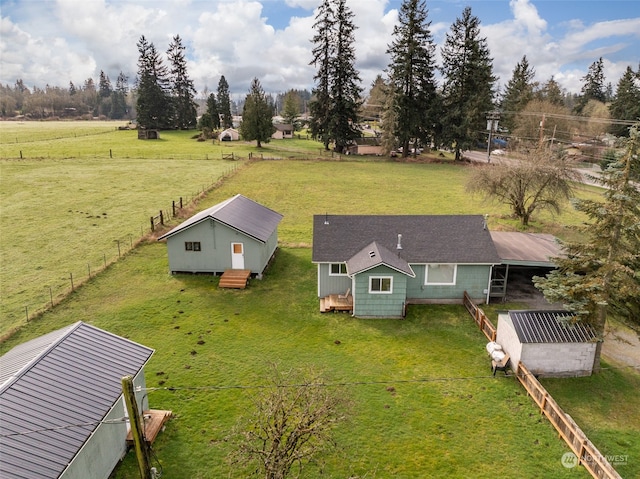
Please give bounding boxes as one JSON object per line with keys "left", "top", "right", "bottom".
{"left": 1, "top": 121, "right": 637, "bottom": 478}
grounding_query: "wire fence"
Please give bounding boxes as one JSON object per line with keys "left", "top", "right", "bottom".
{"left": 3, "top": 164, "right": 240, "bottom": 339}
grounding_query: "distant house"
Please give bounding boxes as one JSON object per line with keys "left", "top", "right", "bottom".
{"left": 219, "top": 128, "right": 240, "bottom": 141}
{"left": 496, "top": 310, "right": 597, "bottom": 377}
{"left": 0, "top": 322, "right": 155, "bottom": 479}
{"left": 158, "top": 194, "right": 283, "bottom": 277}
{"left": 312, "top": 215, "right": 501, "bottom": 318}
{"left": 346, "top": 137, "right": 383, "bottom": 155}
{"left": 272, "top": 124, "right": 294, "bottom": 139}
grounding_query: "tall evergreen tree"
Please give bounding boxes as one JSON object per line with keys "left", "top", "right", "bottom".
{"left": 206, "top": 92, "right": 220, "bottom": 129}
{"left": 608, "top": 66, "right": 640, "bottom": 137}
{"left": 440, "top": 6, "right": 496, "bottom": 161}
{"left": 385, "top": 0, "right": 438, "bottom": 157}
{"left": 97, "top": 70, "right": 112, "bottom": 117}
{"left": 167, "top": 34, "right": 197, "bottom": 129}
{"left": 534, "top": 125, "right": 640, "bottom": 370}
{"left": 501, "top": 55, "right": 536, "bottom": 132}
{"left": 329, "top": 0, "right": 362, "bottom": 153}
{"left": 239, "top": 78, "right": 275, "bottom": 148}
{"left": 536, "top": 76, "right": 565, "bottom": 106}
{"left": 309, "top": 0, "right": 336, "bottom": 150}
{"left": 281, "top": 90, "right": 301, "bottom": 129}
{"left": 575, "top": 57, "right": 606, "bottom": 115}
{"left": 136, "top": 35, "right": 172, "bottom": 129}
{"left": 111, "top": 72, "right": 129, "bottom": 120}
{"left": 361, "top": 74, "right": 387, "bottom": 121}
{"left": 217, "top": 75, "right": 233, "bottom": 129}
{"left": 309, "top": 0, "right": 361, "bottom": 153}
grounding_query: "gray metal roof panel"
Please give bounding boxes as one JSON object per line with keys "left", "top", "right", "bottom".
{"left": 158, "top": 194, "right": 283, "bottom": 242}
{"left": 313, "top": 215, "right": 501, "bottom": 264}
{"left": 0, "top": 322, "right": 154, "bottom": 479}
{"left": 509, "top": 310, "right": 596, "bottom": 343}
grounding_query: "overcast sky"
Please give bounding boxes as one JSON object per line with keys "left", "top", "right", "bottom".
{"left": 1, "top": 0, "right": 639, "bottom": 99}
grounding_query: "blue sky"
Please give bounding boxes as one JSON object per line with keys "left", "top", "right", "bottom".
{"left": 1, "top": 0, "right": 638, "bottom": 97}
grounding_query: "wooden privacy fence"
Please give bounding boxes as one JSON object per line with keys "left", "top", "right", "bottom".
{"left": 462, "top": 293, "right": 622, "bottom": 479}
{"left": 462, "top": 291, "right": 496, "bottom": 341}
{"left": 515, "top": 362, "right": 622, "bottom": 479}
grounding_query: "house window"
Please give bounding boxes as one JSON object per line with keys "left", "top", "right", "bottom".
{"left": 425, "top": 264, "right": 456, "bottom": 285}
{"left": 330, "top": 263, "right": 347, "bottom": 275}
{"left": 185, "top": 241, "right": 201, "bottom": 252}
{"left": 370, "top": 276, "right": 392, "bottom": 294}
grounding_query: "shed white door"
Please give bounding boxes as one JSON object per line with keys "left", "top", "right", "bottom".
{"left": 231, "top": 242, "right": 245, "bottom": 269}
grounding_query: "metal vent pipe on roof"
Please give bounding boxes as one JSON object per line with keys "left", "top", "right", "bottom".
{"left": 397, "top": 234, "right": 402, "bottom": 249}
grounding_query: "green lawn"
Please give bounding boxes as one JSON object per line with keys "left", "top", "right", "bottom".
{"left": 1, "top": 122, "right": 634, "bottom": 478}
{"left": 0, "top": 244, "right": 592, "bottom": 478}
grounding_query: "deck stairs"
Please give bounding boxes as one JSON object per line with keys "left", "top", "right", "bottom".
{"left": 219, "top": 269, "right": 251, "bottom": 289}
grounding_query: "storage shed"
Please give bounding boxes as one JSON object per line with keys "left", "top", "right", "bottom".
{"left": 496, "top": 310, "right": 597, "bottom": 377}
{"left": 0, "top": 322, "right": 155, "bottom": 479}
{"left": 158, "top": 194, "right": 283, "bottom": 277}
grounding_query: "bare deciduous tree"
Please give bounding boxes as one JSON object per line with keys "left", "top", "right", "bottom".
{"left": 466, "top": 147, "right": 579, "bottom": 226}
{"left": 227, "top": 365, "right": 350, "bottom": 479}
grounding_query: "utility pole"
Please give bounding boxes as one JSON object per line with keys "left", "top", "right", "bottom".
{"left": 486, "top": 111, "right": 500, "bottom": 163}
{"left": 122, "top": 375, "right": 153, "bottom": 479}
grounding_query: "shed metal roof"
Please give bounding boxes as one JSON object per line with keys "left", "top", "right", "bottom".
{"left": 0, "top": 322, "right": 154, "bottom": 479}
{"left": 157, "top": 194, "right": 283, "bottom": 243}
{"left": 509, "top": 310, "right": 596, "bottom": 343}
{"left": 312, "top": 215, "right": 501, "bottom": 265}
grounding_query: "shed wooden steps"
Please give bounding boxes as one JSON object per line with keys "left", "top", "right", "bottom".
{"left": 219, "top": 269, "right": 251, "bottom": 289}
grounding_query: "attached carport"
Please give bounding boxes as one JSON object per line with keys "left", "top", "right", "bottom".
{"left": 489, "top": 232, "right": 564, "bottom": 303}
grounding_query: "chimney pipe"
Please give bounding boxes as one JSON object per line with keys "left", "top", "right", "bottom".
{"left": 397, "top": 234, "right": 403, "bottom": 250}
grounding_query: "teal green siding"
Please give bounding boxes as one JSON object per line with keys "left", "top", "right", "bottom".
{"left": 317, "top": 263, "right": 351, "bottom": 297}
{"left": 165, "top": 219, "right": 277, "bottom": 274}
{"left": 406, "top": 264, "right": 491, "bottom": 301}
{"left": 352, "top": 266, "right": 407, "bottom": 318}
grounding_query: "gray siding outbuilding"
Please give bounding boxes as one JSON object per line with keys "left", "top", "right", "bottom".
{"left": 158, "top": 194, "right": 283, "bottom": 276}
{"left": 0, "top": 321, "right": 154, "bottom": 479}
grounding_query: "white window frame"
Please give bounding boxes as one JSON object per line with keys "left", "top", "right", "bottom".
{"left": 369, "top": 276, "right": 393, "bottom": 294}
{"left": 425, "top": 264, "right": 457, "bottom": 285}
{"left": 329, "top": 263, "right": 348, "bottom": 276}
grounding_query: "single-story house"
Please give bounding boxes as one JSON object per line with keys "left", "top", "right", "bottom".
{"left": 312, "top": 215, "right": 501, "bottom": 318}
{"left": 496, "top": 310, "right": 597, "bottom": 377}
{"left": 0, "top": 321, "right": 155, "bottom": 479}
{"left": 158, "top": 194, "right": 283, "bottom": 277}
{"left": 218, "top": 128, "right": 239, "bottom": 141}
{"left": 272, "top": 124, "right": 294, "bottom": 139}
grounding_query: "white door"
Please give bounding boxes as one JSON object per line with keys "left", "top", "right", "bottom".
{"left": 231, "top": 242, "right": 245, "bottom": 269}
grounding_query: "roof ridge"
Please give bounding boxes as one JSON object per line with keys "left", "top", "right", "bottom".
{"left": 0, "top": 321, "right": 82, "bottom": 393}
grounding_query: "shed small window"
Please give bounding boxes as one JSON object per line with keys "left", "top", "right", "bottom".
{"left": 330, "top": 263, "right": 347, "bottom": 275}
{"left": 185, "top": 241, "right": 201, "bottom": 252}
{"left": 370, "top": 276, "right": 392, "bottom": 294}
{"left": 425, "top": 264, "right": 456, "bottom": 285}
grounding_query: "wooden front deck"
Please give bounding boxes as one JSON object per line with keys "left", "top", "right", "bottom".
{"left": 320, "top": 294, "right": 353, "bottom": 313}
{"left": 219, "top": 269, "right": 251, "bottom": 289}
{"left": 126, "top": 409, "right": 172, "bottom": 445}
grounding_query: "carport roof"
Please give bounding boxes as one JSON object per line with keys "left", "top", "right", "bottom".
{"left": 490, "top": 232, "right": 564, "bottom": 267}
{"left": 509, "top": 310, "right": 596, "bottom": 343}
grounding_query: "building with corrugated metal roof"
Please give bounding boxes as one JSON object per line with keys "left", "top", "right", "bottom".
{"left": 158, "top": 194, "right": 283, "bottom": 277}
{"left": 0, "top": 322, "right": 154, "bottom": 479}
{"left": 496, "top": 310, "right": 598, "bottom": 377}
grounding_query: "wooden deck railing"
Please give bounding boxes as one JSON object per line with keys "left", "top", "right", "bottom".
{"left": 515, "top": 362, "right": 622, "bottom": 479}
{"left": 462, "top": 291, "right": 496, "bottom": 341}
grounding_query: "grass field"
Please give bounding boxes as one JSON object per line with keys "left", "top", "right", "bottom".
{"left": 1, "top": 121, "right": 636, "bottom": 478}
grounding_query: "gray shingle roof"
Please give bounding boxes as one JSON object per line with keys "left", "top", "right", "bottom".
{"left": 509, "top": 310, "right": 596, "bottom": 343}
{"left": 0, "top": 322, "right": 154, "bottom": 479}
{"left": 346, "top": 241, "right": 415, "bottom": 277}
{"left": 312, "top": 215, "right": 501, "bottom": 265}
{"left": 158, "top": 194, "right": 283, "bottom": 243}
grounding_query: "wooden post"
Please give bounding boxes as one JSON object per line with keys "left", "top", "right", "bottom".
{"left": 159, "top": 210, "right": 164, "bottom": 226}
{"left": 150, "top": 216, "right": 154, "bottom": 231}
{"left": 121, "top": 376, "right": 152, "bottom": 479}
{"left": 180, "top": 197, "right": 183, "bottom": 209}
{"left": 172, "top": 201, "right": 176, "bottom": 217}
{"left": 70, "top": 272, "right": 74, "bottom": 291}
